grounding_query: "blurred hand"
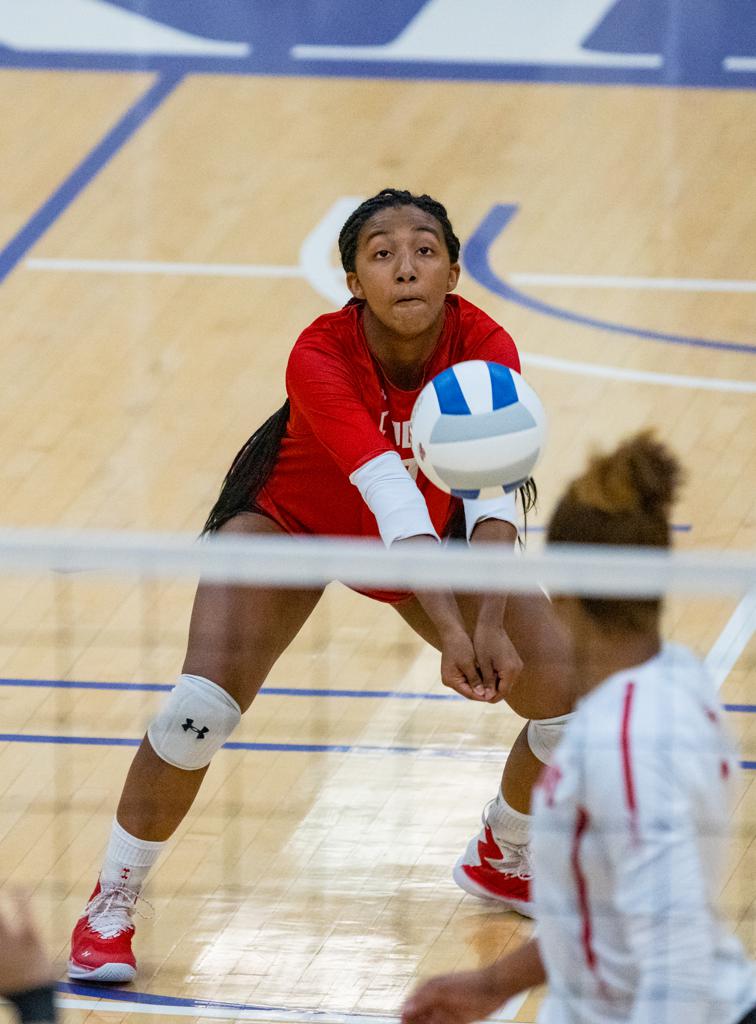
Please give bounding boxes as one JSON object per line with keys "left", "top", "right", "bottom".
{"left": 0, "top": 892, "right": 53, "bottom": 996}
{"left": 472, "top": 623, "right": 523, "bottom": 703}
{"left": 402, "top": 966, "right": 505, "bottom": 1024}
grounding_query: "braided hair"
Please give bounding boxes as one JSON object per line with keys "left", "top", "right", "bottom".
{"left": 338, "top": 188, "right": 461, "bottom": 272}
{"left": 547, "top": 430, "right": 683, "bottom": 630}
{"left": 204, "top": 189, "right": 460, "bottom": 535}
{"left": 202, "top": 400, "right": 290, "bottom": 534}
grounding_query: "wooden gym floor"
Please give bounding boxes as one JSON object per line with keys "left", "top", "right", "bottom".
{"left": 0, "top": 7, "right": 754, "bottom": 1022}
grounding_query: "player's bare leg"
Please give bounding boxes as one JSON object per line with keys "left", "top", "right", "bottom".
{"left": 395, "top": 589, "right": 574, "bottom": 914}
{"left": 117, "top": 514, "right": 322, "bottom": 840}
{"left": 69, "top": 513, "right": 323, "bottom": 980}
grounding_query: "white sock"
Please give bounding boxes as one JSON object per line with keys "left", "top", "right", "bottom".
{"left": 486, "top": 790, "right": 530, "bottom": 846}
{"left": 99, "top": 818, "right": 167, "bottom": 891}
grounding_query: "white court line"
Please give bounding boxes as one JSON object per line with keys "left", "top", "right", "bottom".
{"left": 724, "top": 57, "right": 756, "bottom": 72}
{"left": 521, "top": 352, "right": 756, "bottom": 394}
{"left": 27, "top": 259, "right": 756, "bottom": 295}
{"left": 510, "top": 273, "right": 756, "bottom": 293}
{"left": 25, "top": 200, "right": 756, "bottom": 397}
{"left": 299, "top": 196, "right": 360, "bottom": 307}
{"left": 705, "top": 589, "right": 756, "bottom": 691}
{"left": 26, "top": 258, "right": 301, "bottom": 278}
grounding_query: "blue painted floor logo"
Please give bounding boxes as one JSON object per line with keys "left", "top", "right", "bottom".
{"left": 1, "top": 0, "right": 754, "bottom": 87}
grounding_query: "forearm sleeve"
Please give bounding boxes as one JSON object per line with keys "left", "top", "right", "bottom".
{"left": 463, "top": 491, "right": 517, "bottom": 543}
{"left": 350, "top": 451, "right": 439, "bottom": 547}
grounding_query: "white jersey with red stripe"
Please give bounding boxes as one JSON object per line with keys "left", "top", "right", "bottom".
{"left": 531, "top": 642, "right": 756, "bottom": 1024}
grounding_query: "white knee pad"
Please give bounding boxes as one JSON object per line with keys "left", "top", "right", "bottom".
{"left": 527, "top": 713, "right": 573, "bottom": 764}
{"left": 147, "top": 674, "right": 241, "bottom": 770}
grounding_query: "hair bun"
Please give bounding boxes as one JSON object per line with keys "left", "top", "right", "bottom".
{"left": 572, "top": 430, "right": 682, "bottom": 518}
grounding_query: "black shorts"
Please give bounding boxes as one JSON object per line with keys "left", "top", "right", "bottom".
{"left": 737, "top": 1005, "right": 756, "bottom": 1024}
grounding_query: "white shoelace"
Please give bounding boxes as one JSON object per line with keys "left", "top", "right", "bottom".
{"left": 495, "top": 838, "right": 533, "bottom": 881}
{"left": 481, "top": 799, "right": 533, "bottom": 880}
{"left": 85, "top": 884, "right": 142, "bottom": 940}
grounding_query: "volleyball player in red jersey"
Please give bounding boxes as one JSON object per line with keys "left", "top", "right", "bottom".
{"left": 68, "top": 190, "right": 574, "bottom": 982}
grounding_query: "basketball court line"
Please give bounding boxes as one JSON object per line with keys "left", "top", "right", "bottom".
{"left": 55, "top": 983, "right": 530, "bottom": 1023}
{"left": 0, "top": 733, "right": 513, "bottom": 762}
{"left": 25, "top": 258, "right": 302, "bottom": 279}
{"left": 1, "top": 734, "right": 753, "bottom": 771}
{"left": 463, "top": 204, "right": 756, "bottom": 356}
{"left": 509, "top": 273, "right": 756, "bottom": 294}
{"left": 54, "top": 1001, "right": 533, "bottom": 1024}
{"left": 24, "top": 198, "right": 756, "bottom": 394}
{"left": 0, "top": 72, "right": 182, "bottom": 286}
{"left": 54, "top": 997, "right": 523, "bottom": 1024}
{"left": 27, "top": 258, "right": 756, "bottom": 295}
{"left": 1, "top": 679, "right": 753, "bottom": 712}
{"left": 705, "top": 589, "right": 756, "bottom": 691}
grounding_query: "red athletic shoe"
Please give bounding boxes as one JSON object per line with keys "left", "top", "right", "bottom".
{"left": 68, "top": 881, "right": 138, "bottom": 982}
{"left": 453, "top": 814, "right": 534, "bottom": 918}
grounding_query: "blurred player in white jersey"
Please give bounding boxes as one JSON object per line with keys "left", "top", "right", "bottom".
{"left": 403, "top": 432, "right": 756, "bottom": 1024}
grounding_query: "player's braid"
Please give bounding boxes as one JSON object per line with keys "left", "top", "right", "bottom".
{"left": 202, "top": 400, "right": 290, "bottom": 534}
{"left": 338, "top": 189, "right": 461, "bottom": 272}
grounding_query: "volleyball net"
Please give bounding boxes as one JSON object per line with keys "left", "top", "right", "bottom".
{"left": 0, "top": 527, "right": 754, "bottom": 1013}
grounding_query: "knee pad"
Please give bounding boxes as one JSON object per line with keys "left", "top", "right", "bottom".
{"left": 147, "top": 674, "right": 241, "bottom": 770}
{"left": 527, "top": 713, "right": 573, "bottom": 764}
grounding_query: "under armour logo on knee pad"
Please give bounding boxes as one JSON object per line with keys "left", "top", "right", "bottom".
{"left": 182, "top": 718, "right": 209, "bottom": 738}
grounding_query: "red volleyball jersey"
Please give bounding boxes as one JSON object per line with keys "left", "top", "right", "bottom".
{"left": 256, "top": 294, "right": 520, "bottom": 542}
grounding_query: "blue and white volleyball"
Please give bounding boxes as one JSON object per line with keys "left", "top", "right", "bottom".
{"left": 410, "top": 361, "right": 547, "bottom": 499}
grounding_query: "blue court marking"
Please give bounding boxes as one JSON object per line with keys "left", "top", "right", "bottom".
{"left": 12, "top": 677, "right": 747, "bottom": 707}
{"left": 464, "top": 205, "right": 756, "bottom": 356}
{"left": 432, "top": 367, "right": 470, "bottom": 414}
{"left": 2, "top": 733, "right": 753, "bottom": 770}
{"left": 58, "top": 982, "right": 298, "bottom": 1013}
{"left": 1, "top": 0, "right": 754, "bottom": 90}
{"left": 0, "top": 71, "right": 183, "bottom": 287}
{"left": 0, "top": 678, "right": 172, "bottom": 693}
{"left": 0, "top": 732, "right": 473, "bottom": 759}
{"left": 7, "top": 662, "right": 746, "bottom": 706}
{"left": 0, "top": 677, "right": 459, "bottom": 698}
{"left": 6, "top": 53, "right": 754, "bottom": 90}
{"left": 0, "top": 734, "right": 142, "bottom": 748}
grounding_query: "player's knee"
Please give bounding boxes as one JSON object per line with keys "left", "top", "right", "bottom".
{"left": 147, "top": 674, "right": 241, "bottom": 770}
{"left": 526, "top": 713, "right": 572, "bottom": 764}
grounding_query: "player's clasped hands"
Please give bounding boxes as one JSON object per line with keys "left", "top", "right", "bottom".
{"left": 472, "top": 621, "right": 522, "bottom": 702}
{"left": 440, "top": 625, "right": 522, "bottom": 703}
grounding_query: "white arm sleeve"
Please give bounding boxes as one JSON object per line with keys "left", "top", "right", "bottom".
{"left": 463, "top": 491, "right": 518, "bottom": 543}
{"left": 350, "top": 451, "right": 439, "bottom": 548}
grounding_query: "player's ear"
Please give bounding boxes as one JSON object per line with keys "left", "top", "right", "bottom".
{"left": 346, "top": 271, "right": 365, "bottom": 300}
{"left": 446, "top": 262, "right": 461, "bottom": 293}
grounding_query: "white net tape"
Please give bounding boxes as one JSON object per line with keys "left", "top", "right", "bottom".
{"left": 0, "top": 527, "right": 755, "bottom": 596}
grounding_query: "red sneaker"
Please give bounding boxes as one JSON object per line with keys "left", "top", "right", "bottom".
{"left": 68, "top": 881, "right": 139, "bottom": 982}
{"left": 453, "top": 815, "right": 534, "bottom": 918}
